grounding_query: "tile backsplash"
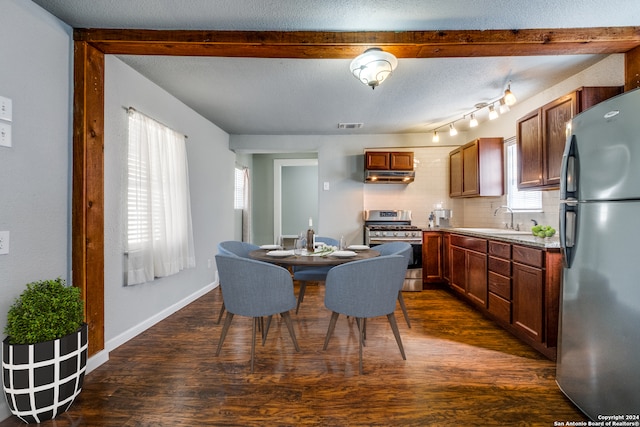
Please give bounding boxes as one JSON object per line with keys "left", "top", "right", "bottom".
{"left": 363, "top": 146, "right": 560, "bottom": 231}
{"left": 461, "top": 191, "right": 560, "bottom": 230}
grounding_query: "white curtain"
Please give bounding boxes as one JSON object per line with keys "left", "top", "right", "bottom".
{"left": 242, "top": 167, "right": 252, "bottom": 242}
{"left": 127, "top": 109, "right": 196, "bottom": 285}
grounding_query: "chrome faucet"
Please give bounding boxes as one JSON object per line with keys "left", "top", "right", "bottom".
{"left": 494, "top": 205, "right": 514, "bottom": 229}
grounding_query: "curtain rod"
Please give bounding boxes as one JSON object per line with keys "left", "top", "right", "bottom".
{"left": 124, "top": 106, "right": 188, "bottom": 139}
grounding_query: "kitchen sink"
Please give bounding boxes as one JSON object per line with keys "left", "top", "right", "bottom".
{"left": 454, "top": 228, "right": 532, "bottom": 235}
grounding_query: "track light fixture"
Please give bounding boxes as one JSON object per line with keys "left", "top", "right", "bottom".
{"left": 425, "top": 81, "right": 516, "bottom": 140}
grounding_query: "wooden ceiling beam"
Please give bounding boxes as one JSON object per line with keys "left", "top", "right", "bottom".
{"left": 74, "top": 27, "right": 640, "bottom": 58}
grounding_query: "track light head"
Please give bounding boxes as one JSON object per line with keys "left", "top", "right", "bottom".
{"left": 503, "top": 82, "right": 517, "bottom": 106}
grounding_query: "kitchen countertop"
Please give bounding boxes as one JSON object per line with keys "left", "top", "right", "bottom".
{"left": 432, "top": 227, "right": 561, "bottom": 249}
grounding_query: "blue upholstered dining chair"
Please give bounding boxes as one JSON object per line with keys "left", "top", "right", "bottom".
{"left": 322, "top": 254, "right": 408, "bottom": 374}
{"left": 216, "top": 241, "right": 260, "bottom": 324}
{"left": 293, "top": 236, "right": 339, "bottom": 314}
{"left": 214, "top": 253, "right": 300, "bottom": 373}
{"left": 373, "top": 242, "right": 413, "bottom": 328}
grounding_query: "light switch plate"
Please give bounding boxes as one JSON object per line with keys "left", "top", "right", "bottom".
{"left": 0, "top": 231, "right": 9, "bottom": 255}
{"left": 0, "top": 122, "right": 12, "bottom": 147}
{"left": 0, "top": 96, "right": 12, "bottom": 122}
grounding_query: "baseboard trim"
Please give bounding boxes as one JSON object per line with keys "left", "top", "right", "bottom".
{"left": 106, "top": 282, "right": 216, "bottom": 353}
{"left": 86, "top": 349, "right": 110, "bottom": 374}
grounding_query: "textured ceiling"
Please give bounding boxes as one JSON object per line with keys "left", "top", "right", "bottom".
{"left": 32, "top": 0, "right": 640, "bottom": 135}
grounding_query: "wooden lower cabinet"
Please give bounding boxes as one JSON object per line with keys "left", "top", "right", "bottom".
{"left": 512, "top": 261, "right": 544, "bottom": 342}
{"left": 449, "top": 235, "right": 488, "bottom": 308}
{"left": 442, "top": 233, "right": 450, "bottom": 282}
{"left": 466, "top": 251, "right": 487, "bottom": 307}
{"left": 444, "top": 234, "right": 561, "bottom": 360}
{"left": 422, "top": 231, "right": 443, "bottom": 283}
{"left": 488, "top": 240, "right": 512, "bottom": 324}
{"left": 449, "top": 245, "right": 466, "bottom": 294}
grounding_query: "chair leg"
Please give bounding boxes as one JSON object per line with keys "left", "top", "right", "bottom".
{"left": 215, "top": 312, "right": 234, "bottom": 356}
{"left": 295, "top": 281, "right": 307, "bottom": 314}
{"left": 280, "top": 312, "right": 300, "bottom": 352}
{"left": 355, "top": 318, "right": 367, "bottom": 346}
{"left": 215, "top": 301, "right": 225, "bottom": 325}
{"left": 397, "top": 291, "right": 411, "bottom": 328}
{"left": 250, "top": 317, "right": 259, "bottom": 373}
{"left": 387, "top": 313, "right": 406, "bottom": 360}
{"left": 323, "top": 311, "right": 340, "bottom": 350}
{"left": 262, "top": 315, "right": 273, "bottom": 346}
{"left": 357, "top": 317, "right": 365, "bottom": 375}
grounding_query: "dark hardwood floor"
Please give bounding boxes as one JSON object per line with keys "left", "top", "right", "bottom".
{"left": 1, "top": 283, "right": 586, "bottom": 426}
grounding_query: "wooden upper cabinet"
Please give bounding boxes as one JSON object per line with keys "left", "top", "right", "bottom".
{"left": 390, "top": 152, "right": 414, "bottom": 170}
{"left": 461, "top": 142, "right": 479, "bottom": 196}
{"left": 517, "top": 110, "right": 543, "bottom": 188}
{"left": 449, "top": 137, "right": 504, "bottom": 198}
{"left": 365, "top": 151, "right": 413, "bottom": 170}
{"left": 517, "top": 86, "right": 622, "bottom": 190}
{"left": 449, "top": 148, "right": 463, "bottom": 197}
{"left": 365, "top": 151, "right": 390, "bottom": 170}
{"left": 543, "top": 93, "right": 576, "bottom": 187}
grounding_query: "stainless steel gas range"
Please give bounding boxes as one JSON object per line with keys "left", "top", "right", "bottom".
{"left": 364, "top": 210, "right": 423, "bottom": 291}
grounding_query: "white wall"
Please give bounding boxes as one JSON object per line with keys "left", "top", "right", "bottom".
{"left": 103, "top": 56, "right": 235, "bottom": 348}
{"left": 0, "top": 0, "right": 73, "bottom": 421}
{"left": 231, "top": 54, "right": 625, "bottom": 238}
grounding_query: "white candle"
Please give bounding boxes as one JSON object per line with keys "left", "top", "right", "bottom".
{"left": 308, "top": 217, "right": 313, "bottom": 227}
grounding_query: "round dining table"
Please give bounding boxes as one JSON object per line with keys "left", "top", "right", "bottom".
{"left": 249, "top": 248, "right": 380, "bottom": 267}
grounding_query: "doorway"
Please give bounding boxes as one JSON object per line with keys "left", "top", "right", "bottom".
{"left": 274, "top": 158, "right": 318, "bottom": 244}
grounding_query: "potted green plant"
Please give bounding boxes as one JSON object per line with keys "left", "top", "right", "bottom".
{"left": 2, "top": 278, "right": 88, "bottom": 424}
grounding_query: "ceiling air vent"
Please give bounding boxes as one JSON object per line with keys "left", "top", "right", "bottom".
{"left": 338, "top": 123, "right": 364, "bottom": 129}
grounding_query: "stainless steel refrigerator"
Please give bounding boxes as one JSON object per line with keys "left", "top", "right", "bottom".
{"left": 557, "top": 88, "right": 640, "bottom": 419}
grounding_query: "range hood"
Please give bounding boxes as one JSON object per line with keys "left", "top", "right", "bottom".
{"left": 364, "top": 170, "right": 415, "bottom": 184}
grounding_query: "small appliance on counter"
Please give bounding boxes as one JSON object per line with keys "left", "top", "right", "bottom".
{"left": 432, "top": 209, "right": 452, "bottom": 228}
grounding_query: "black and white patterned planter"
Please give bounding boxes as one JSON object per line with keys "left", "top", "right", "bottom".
{"left": 2, "top": 323, "right": 88, "bottom": 424}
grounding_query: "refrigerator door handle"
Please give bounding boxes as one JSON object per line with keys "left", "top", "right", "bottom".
{"left": 560, "top": 134, "right": 578, "bottom": 268}
{"left": 559, "top": 201, "right": 577, "bottom": 268}
{"left": 565, "top": 211, "right": 576, "bottom": 248}
{"left": 559, "top": 134, "right": 578, "bottom": 201}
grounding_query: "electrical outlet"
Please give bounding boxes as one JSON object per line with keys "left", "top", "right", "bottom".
{"left": 0, "top": 231, "right": 10, "bottom": 255}
{"left": 0, "top": 96, "right": 12, "bottom": 122}
{"left": 0, "top": 122, "right": 11, "bottom": 147}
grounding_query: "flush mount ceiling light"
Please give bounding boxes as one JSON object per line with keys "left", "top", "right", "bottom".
{"left": 350, "top": 48, "right": 398, "bottom": 90}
